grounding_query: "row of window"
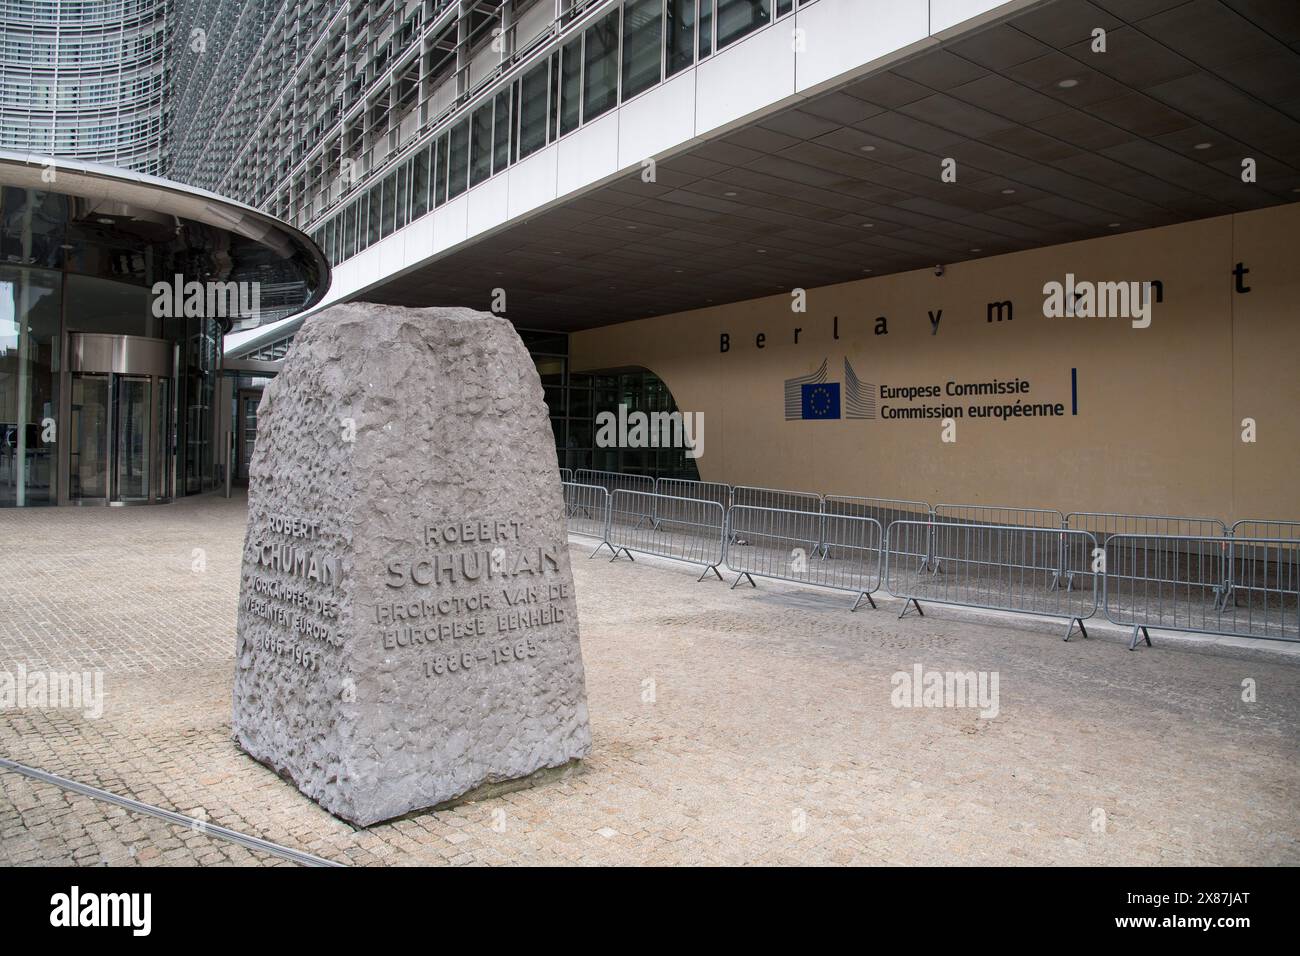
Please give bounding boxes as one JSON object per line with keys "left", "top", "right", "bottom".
{"left": 0, "top": 0, "right": 160, "bottom": 25}
{"left": 0, "top": 73, "right": 164, "bottom": 108}
{"left": 0, "top": 28, "right": 165, "bottom": 67}
{"left": 311, "top": 0, "right": 803, "bottom": 265}
{"left": 0, "top": 114, "right": 165, "bottom": 152}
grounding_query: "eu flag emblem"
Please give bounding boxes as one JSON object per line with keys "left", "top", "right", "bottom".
{"left": 801, "top": 383, "right": 841, "bottom": 420}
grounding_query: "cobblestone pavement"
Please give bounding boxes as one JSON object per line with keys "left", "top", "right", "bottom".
{"left": 1, "top": 493, "right": 1297, "bottom": 866}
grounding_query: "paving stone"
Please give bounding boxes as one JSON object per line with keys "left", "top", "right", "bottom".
{"left": 1, "top": 493, "right": 1298, "bottom": 864}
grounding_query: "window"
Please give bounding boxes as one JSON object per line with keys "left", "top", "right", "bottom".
{"left": 411, "top": 144, "right": 430, "bottom": 219}
{"left": 343, "top": 201, "right": 357, "bottom": 258}
{"left": 447, "top": 119, "right": 469, "bottom": 198}
{"left": 519, "top": 60, "right": 549, "bottom": 158}
{"left": 716, "top": 0, "right": 769, "bottom": 48}
{"left": 380, "top": 173, "right": 395, "bottom": 237}
{"left": 583, "top": 10, "right": 619, "bottom": 121}
{"left": 667, "top": 0, "right": 697, "bottom": 76}
{"left": 549, "top": 54, "right": 559, "bottom": 141}
{"left": 622, "top": 0, "right": 662, "bottom": 100}
{"left": 366, "top": 182, "right": 381, "bottom": 244}
{"left": 434, "top": 133, "right": 449, "bottom": 206}
{"left": 700, "top": 0, "right": 713, "bottom": 56}
{"left": 395, "top": 163, "right": 408, "bottom": 229}
{"left": 470, "top": 103, "right": 493, "bottom": 187}
{"left": 511, "top": 82, "right": 522, "bottom": 163}
{"left": 560, "top": 37, "right": 581, "bottom": 134}
{"left": 492, "top": 89, "right": 511, "bottom": 174}
{"left": 356, "top": 192, "right": 369, "bottom": 251}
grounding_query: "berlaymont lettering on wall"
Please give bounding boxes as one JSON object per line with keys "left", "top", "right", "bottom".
{"left": 233, "top": 302, "right": 592, "bottom": 827}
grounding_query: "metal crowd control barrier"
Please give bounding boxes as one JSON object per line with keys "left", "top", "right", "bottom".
{"left": 1230, "top": 519, "right": 1300, "bottom": 540}
{"left": 932, "top": 503, "right": 1067, "bottom": 583}
{"left": 651, "top": 478, "right": 732, "bottom": 532}
{"left": 730, "top": 485, "right": 823, "bottom": 550}
{"left": 1064, "top": 512, "right": 1228, "bottom": 595}
{"left": 575, "top": 469, "right": 655, "bottom": 527}
{"left": 726, "top": 505, "right": 882, "bottom": 610}
{"left": 561, "top": 481, "right": 613, "bottom": 556}
{"left": 607, "top": 490, "right": 726, "bottom": 581}
{"left": 886, "top": 520, "right": 1097, "bottom": 638}
{"left": 825, "top": 495, "right": 931, "bottom": 567}
{"left": 1224, "top": 520, "right": 1300, "bottom": 609}
{"left": 1105, "top": 534, "right": 1300, "bottom": 648}
{"left": 559, "top": 467, "right": 573, "bottom": 483}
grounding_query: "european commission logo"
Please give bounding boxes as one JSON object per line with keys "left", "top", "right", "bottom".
{"left": 802, "top": 382, "right": 840, "bottom": 419}
{"left": 784, "top": 358, "right": 877, "bottom": 421}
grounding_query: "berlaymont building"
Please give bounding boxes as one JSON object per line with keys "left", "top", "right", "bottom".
{"left": 1, "top": 0, "right": 1296, "bottom": 520}
{"left": 204, "top": 0, "right": 1297, "bottom": 528}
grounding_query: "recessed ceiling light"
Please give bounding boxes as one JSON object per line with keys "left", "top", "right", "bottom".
{"left": 756, "top": 248, "right": 767, "bottom": 253}
{"left": 1108, "top": 222, "right": 1121, "bottom": 228}
{"left": 724, "top": 191, "right": 738, "bottom": 197}
{"left": 859, "top": 145, "right": 876, "bottom": 152}
{"left": 626, "top": 224, "right": 637, "bottom": 229}
{"left": 1057, "top": 78, "right": 1079, "bottom": 88}
{"left": 1001, "top": 188, "right": 1016, "bottom": 195}
{"left": 970, "top": 248, "right": 981, "bottom": 253}
{"left": 862, "top": 222, "right": 874, "bottom": 228}
{"left": 1193, "top": 142, "right": 1213, "bottom": 150}
{"left": 862, "top": 268, "right": 873, "bottom": 273}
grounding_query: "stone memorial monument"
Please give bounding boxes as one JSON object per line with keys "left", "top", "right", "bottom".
{"left": 233, "top": 303, "right": 591, "bottom": 826}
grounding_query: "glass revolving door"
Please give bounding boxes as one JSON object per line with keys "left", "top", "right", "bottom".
{"left": 64, "top": 333, "right": 174, "bottom": 505}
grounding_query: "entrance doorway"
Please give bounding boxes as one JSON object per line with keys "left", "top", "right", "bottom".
{"left": 234, "top": 387, "right": 262, "bottom": 483}
{"left": 63, "top": 334, "right": 174, "bottom": 505}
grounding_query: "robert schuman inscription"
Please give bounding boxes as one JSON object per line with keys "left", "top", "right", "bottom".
{"left": 379, "top": 518, "right": 574, "bottom": 677}
{"left": 233, "top": 303, "right": 591, "bottom": 827}
{"left": 245, "top": 514, "right": 341, "bottom": 670}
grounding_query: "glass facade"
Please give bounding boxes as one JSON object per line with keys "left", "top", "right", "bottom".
{"left": 0, "top": 264, "right": 59, "bottom": 506}
{"left": 260, "top": 1, "right": 813, "bottom": 267}
{"left": 517, "top": 329, "right": 699, "bottom": 480}
{"left": 588, "top": 369, "right": 701, "bottom": 479}
{"left": 0, "top": 175, "right": 322, "bottom": 506}
{"left": 0, "top": 0, "right": 169, "bottom": 175}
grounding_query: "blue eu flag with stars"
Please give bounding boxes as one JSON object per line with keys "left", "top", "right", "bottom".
{"left": 801, "top": 383, "right": 841, "bottom": 420}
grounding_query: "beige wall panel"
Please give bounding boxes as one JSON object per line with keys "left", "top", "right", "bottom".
{"left": 1230, "top": 203, "right": 1300, "bottom": 523}
{"left": 571, "top": 205, "right": 1298, "bottom": 523}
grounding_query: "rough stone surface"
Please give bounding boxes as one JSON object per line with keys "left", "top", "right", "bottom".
{"left": 232, "top": 303, "right": 591, "bottom": 826}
